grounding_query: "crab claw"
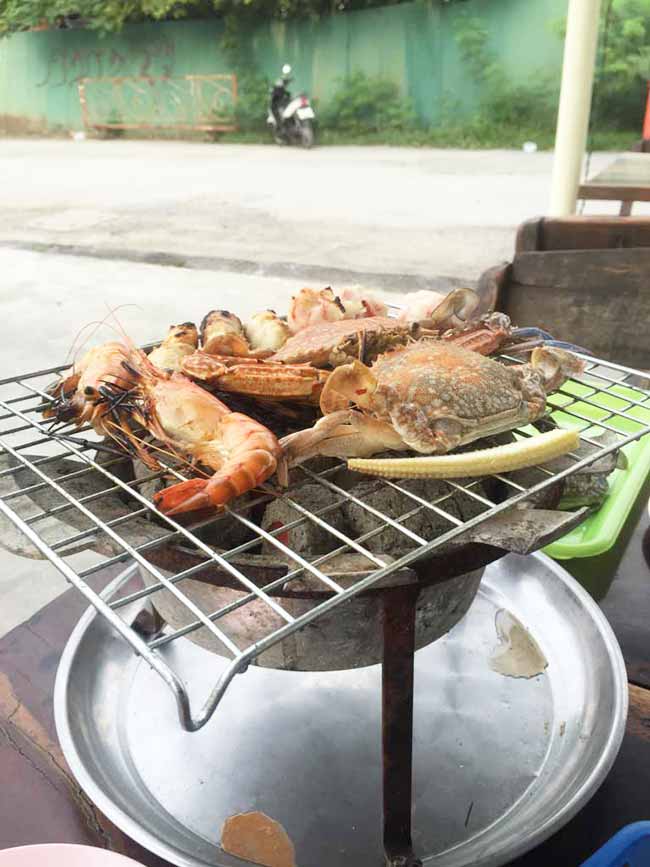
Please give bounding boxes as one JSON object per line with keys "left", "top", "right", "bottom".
{"left": 280, "top": 410, "right": 404, "bottom": 466}
{"left": 530, "top": 346, "right": 586, "bottom": 391}
{"left": 422, "top": 288, "right": 480, "bottom": 330}
{"left": 319, "top": 360, "right": 378, "bottom": 414}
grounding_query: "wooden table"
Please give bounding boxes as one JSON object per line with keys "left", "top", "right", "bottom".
{"left": 1, "top": 497, "right": 650, "bottom": 866}
{"left": 579, "top": 152, "right": 650, "bottom": 215}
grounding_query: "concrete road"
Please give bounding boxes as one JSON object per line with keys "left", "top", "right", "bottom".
{"left": 0, "top": 139, "right": 644, "bottom": 639}
{"left": 1, "top": 139, "right": 640, "bottom": 285}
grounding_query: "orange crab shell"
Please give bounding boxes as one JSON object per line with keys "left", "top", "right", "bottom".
{"left": 181, "top": 351, "right": 330, "bottom": 404}
{"left": 271, "top": 316, "right": 417, "bottom": 367}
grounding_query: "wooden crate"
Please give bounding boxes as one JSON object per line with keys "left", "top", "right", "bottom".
{"left": 487, "top": 216, "right": 650, "bottom": 369}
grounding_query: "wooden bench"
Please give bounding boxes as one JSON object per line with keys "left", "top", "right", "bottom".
{"left": 578, "top": 152, "right": 650, "bottom": 215}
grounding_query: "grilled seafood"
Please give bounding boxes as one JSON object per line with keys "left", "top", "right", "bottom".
{"left": 244, "top": 310, "right": 291, "bottom": 352}
{"left": 287, "top": 287, "right": 346, "bottom": 333}
{"left": 287, "top": 286, "right": 388, "bottom": 334}
{"left": 181, "top": 352, "right": 329, "bottom": 404}
{"left": 281, "top": 344, "right": 585, "bottom": 466}
{"left": 201, "top": 310, "right": 250, "bottom": 357}
{"left": 272, "top": 316, "right": 418, "bottom": 367}
{"left": 338, "top": 286, "right": 388, "bottom": 319}
{"left": 148, "top": 322, "right": 198, "bottom": 372}
{"left": 108, "top": 354, "right": 286, "bottom": 515}
{"left": 44, "top": 341, "right": 139, "bottom": 433}
{"left": 271, "top": 288, "right": 512, "bottom": 368}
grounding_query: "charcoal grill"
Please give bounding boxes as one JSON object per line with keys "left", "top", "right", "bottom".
{"left": 1, "top": 349, "right": 649, "bottom": 867}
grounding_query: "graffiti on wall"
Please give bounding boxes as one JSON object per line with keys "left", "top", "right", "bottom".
{"left": 38, "top": 37, "right": 175, "bottom": 87}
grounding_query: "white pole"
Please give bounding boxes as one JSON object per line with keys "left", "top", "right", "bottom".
{"left": 549, "top": 0, "right": 602, "bottom": 216}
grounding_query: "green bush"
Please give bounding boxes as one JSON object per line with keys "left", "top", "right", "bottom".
{"left": 590, "top": 0, "right": 650, "bottom": 130}
{"left": 322, "top": 70, "right": 417, "bottom": 134}
{"left": 232, "top": 71, "right": 270, "bottom": 132}
{"left": 452, "top": 13, "right": 559, "bottom": 136}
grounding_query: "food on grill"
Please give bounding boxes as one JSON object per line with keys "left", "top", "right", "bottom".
{"left": 397, "top": 289, "right": 447, "bottom": 323}
{"left": 78, "top": 349, "right": 286, "bottom": 516}
{"left": 281, "top": 344, "right": 584, "bottom": 467}
{"left": 287, "top": 286, "right": 346, "bottom": 333}
{"left": 286, "top": 285, "right": 387, "bottom": 334}
{"left": 272, "top": 288, "right": 514, "bottom": 368}
{"left": 337, "top": 285, "right": 388, "bottom": 319}
{"left": 181, "top": 352, "right": 329, "bottom": 404}
{"left": 148, "top": 322, "right": 198, "bottom": 372}
{"left": 44, "top": 341, "right": 140, "bottom": 433}
{"left": 272, "top": 316, "right": 417, "bottom": 367}
{"left": 140, "top": 371, "right": 285, "bottom": 516}
{"left": 200, "top": 309, "right": 250, "bottom": 357}
{"left": 42, "top": 286, "right": 589, "bottom": 516}
{"left": 348, "top": 428, "right": 580, "bottom": 479}
{"left": 244, "top": 310, "right": 291, "bottom": 352}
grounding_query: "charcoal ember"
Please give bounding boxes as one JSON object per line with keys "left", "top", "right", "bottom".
{"left": 448, "top": 477, "right": 492, "bottom": 520}
{"left": 194, "top": 500, "right": 254, "bottom": 549}
{"left": 283, "top": 552, "right": 390, "bottom": 593}
{"left": 261, "top": 483, "right": 346, "bottom": 558}
{"left": 344, "top": 478, "right": 462, "bottom": 556}
{"left": 132, "top": 458, "right": 166, "bottom": 506}
{"left": 560, "top": 474, "right": 609, "bottom": 508}
{"left": 287, "top": 456, "right": 346, "bottom": 489}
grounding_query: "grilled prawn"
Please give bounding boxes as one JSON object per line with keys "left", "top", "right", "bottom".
{"left": 44, "top": 341, "right": 138, "bottom": 434}
{"left": 118, "top": 357, "right": 286, "bottom": 515}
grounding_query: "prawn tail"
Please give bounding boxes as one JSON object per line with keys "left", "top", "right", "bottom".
{"left": 154, "top": 448, "right": 279, "bottom": 516}
{"left": 154, "top": 477, "right": 213, "bottom": 515}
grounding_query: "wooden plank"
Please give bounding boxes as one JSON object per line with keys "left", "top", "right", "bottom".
{"left": 500, "top": 278, "right": 649, "bottom": 368}
{"left": 0, "top": 570, "right": 172, "bottom": 864}
{"left": 515, "top": 218, "right": 543, "bottom": 253}
{"left": 578, "top": 183, "right": 650, "bottom": 202}
{"left": 532, "top": 216, "right": 650, "bottom": 251}
{"left": 475, "top": 262, "right": 510, "bottom": 312}
{"left": 511, "top": 248, "right": 650, "bottom": 291}
{"left": 584, "top": 153, "right": 650, "bottom": 185}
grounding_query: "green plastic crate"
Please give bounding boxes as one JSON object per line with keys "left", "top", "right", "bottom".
{"left": 540, "top": 374, "right": 650, "bottom": 560}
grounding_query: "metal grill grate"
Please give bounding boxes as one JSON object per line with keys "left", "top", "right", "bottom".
{"left": 1, "top": 350, "right": 649, "bottom": 730}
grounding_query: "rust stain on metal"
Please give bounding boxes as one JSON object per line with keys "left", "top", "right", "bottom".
{"left": 221, "top": 811, "right": 296, "bottom": 867}
{"left": 77, "top": 73, "right": 238, "bottom": 133}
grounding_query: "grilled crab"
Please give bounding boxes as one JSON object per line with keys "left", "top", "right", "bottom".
{"left": 180, "top": 288, "right": 515, "bottom": 404}
{"left": 181, "top": 353, "right": 329, "bottom": 404}
{"left": 272, "top": 288, "right": 513, "bottom": 368}
{"left": 281, "top": 343, "right": 585, "bottom": 465}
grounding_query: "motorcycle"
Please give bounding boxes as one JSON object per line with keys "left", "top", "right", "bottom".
{"left": 267, "top": 64, "right": 316, "bottom": 149}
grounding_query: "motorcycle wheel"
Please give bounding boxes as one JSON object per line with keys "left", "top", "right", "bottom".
{"left": 299, "top": 121, "right": 314, "bottom": 149}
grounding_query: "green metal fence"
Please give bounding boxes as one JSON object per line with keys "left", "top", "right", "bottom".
{"left": 0, "top": 0, "right": 567, "bottom": 133}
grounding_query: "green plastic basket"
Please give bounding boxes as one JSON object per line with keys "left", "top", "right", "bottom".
{"left": 540, "top": 374, "right": 650, "bottom": 560}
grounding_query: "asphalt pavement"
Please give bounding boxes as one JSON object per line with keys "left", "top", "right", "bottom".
{"left": 0, "top": 138, "right": 644, "bottom": 636}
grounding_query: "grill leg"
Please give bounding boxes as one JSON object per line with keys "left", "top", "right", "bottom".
{"left": 382, "top": 586, "right": 423, "bottom": 867}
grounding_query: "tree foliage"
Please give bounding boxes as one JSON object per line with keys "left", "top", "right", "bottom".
{"left": 0, "top": 0, "right": 417, "bottom": 35}
{"left": 592, "top": 0, "right": 650, "bottom": 128}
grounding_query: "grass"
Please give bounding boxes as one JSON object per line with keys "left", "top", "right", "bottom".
{"left": 216, "top": 124, "right": 639, "bottom": 151}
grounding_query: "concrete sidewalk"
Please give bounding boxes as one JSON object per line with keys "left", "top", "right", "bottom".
{"left": 2, "top": 139, "right": 640, "bottom": 285}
